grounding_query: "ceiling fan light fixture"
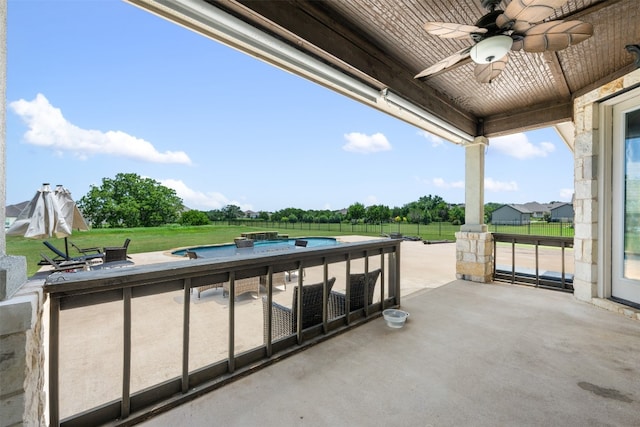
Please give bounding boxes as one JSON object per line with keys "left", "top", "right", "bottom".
{"left": 470, "top": 35, "right": 512, "bottom": 64}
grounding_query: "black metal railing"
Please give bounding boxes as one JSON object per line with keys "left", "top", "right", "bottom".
{"left": 492, "top": 233, "right": 574, "bottom": 292}
{"left": 488, "top": 221, "right": 574, "bottom": 237}
{"left": 211, "top": 219, "right": 575, "bottom": 241}
{"left": 44, "top": 239, "right": 401, "bottom": 426}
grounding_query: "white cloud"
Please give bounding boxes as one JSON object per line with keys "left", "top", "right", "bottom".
{"left": 559, "top": 188, "right": 574, "bottom": 200}
{"left": 342, "top": 132, "right": 391, "bottom": 153}
{"left": 10, "top": 93, "right": 191, "bottom": 164}
{"left": 484, "top": 177, "right": 518, "bottom": 192}
{"left": 432, "top": 177, "right": 464, "bottom": 189}
{"left": 161, "top": 179, "right": 252, "bottom": 211}
{"left": 418, "top": 130, "right": 445, "bottom": 147}
{"left": 490, "top": 132, "right": 555, "bottom": 159}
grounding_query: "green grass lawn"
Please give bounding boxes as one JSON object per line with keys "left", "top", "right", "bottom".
{"left": 9, "top": 221, "right": 576, "bottom": 277}
{"left": 7, "top": 225, "right": 382, "bottom": 277}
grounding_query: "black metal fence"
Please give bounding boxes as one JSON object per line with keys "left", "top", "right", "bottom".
{"left": 488, "top": 221, "right": 574, "bottom": 237}
{"left": 221, "top": 219, "right": 574, "bottom": 240}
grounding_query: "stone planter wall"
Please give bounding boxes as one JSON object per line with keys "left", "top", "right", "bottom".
{"left": 0, "top": 279, "right": 46, "bottom": 427}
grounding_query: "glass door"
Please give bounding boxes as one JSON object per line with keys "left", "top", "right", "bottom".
{"left": 612, "top": 98, "right": 640, "bottom": 306}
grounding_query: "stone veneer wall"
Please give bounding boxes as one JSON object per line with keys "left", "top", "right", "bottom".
{"left": 573, "top": 69, "right": 640, "bottom": 310}
{"left": 455, "top": 231, "right": 493, "bottom": 283}
{"left": 0, "top": 280, "right": 46, "bottom": 427}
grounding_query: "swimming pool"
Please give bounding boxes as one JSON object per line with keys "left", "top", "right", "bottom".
{"left": 172, "top": 237, "right": 339, "bottom": 259}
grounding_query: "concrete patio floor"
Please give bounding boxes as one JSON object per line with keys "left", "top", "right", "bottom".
{"left": 140, "top": 279, "right": 640, "bottom": 427}
{"left": 39, "top": 236, "right": 639, "bottom": 425}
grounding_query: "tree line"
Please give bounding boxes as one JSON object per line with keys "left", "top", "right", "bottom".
{"left": 78, "top": 173, "right": 504, "bottom": 228}
{"left": 205, "top": 195, "right": 467, "bottom": 226}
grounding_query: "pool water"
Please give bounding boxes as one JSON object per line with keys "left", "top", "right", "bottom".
{"left": 172, "top": 237, "right": 339, "bottom": 259}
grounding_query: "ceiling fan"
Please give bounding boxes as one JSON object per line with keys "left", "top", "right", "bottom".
{"left": 415, "top": 0, "right": 593, "bottom": 83}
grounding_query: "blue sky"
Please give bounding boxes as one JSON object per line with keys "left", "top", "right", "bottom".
{"left": 6, "top": 0, "right": 574, "bottom": 212}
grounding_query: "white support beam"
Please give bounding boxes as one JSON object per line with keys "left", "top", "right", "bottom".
{"left": 461, "top": 136, "right": 488, "bottom": 232}
{"left": 553, "top": 122, "right": 576, "bottom": 153}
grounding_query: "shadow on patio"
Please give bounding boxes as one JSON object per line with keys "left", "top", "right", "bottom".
{"left": 140, "top": 279, "right": 640, "bottom": 426}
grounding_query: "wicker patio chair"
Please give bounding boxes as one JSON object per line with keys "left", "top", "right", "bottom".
{"left": 104, "top": 247, "right": 128, "bottom": 263}
{"left": 259, "top": 271, "right": 287, "bottom": 291}
{"left": 223, "top": 275, "right": 261, "bottom": 299}
{"left": 262, "top": 277, "right": 336, "bottom": 342}
{"left": 196, "top": 281, "right": 226, "bottom": 299}
{"left": 185, "top": 251, "right": 226, "bottom": 298}
{"left": 286, "top": 239, "right": 308, "bottom": 282}
{"left": 103, "top": 238, "right": 131, "bottom": 262}
{"left": 328, "top": 269, "right": 381, "bottom": 318}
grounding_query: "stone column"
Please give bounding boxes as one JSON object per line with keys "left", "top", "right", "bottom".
{"left": 0, "top": 282, "right": 46, "bottom": 427}
{"left": 0, "top": 0, "right": 4, "bottom": 257}
{"left": 572, "top": 95, "right": 599, "bottom": 302}
{"left": 0, "top": 3, "right": 45, "bottom": 425}
{"left": 571, "top": 70, "right": 640, "bottom": 304}
{"left": 0, "top": 1, "right": 27, "bottom": 301}
{"left": 456, "top": 136, "right": 493, "bottom": 282}
{"left": 461, "top": 137, "right": 487, "bottom": 233}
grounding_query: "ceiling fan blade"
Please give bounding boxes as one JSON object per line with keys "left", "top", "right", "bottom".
{"left": 522, "top": 20, "right": 594, "bottom": 52}
{"left": 510, "top": 20, "right": 535, "bottom": 34}
{"left": 474, "top": 55, "right": 509, "bottom": 83}
{"left": 496, "top": 0, "right": 569, "bottom": 29}
{"left": 424, "top": 22, "right": 487, "bottom": 39}
{"left": 511, "top": 39, "right": 524, "bottom": 51}
{"left": 415, "top": 47, "right": 472, "bottom": 78}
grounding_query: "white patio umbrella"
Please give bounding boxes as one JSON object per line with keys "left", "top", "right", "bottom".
{"left": 6, "top": 183, "right": 87, "bottom": 257}
{"left": 53, "top": 185, "right": 89, "bottom": 232}
{"left": 53, "top": 185, "right": 90, "bottom": 256}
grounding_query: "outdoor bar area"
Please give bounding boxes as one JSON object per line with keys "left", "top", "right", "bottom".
{"left": 44, "top": 239, "right": 401, "bottom": 426}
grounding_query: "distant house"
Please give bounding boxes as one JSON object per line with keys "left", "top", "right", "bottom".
{"left": 491, "top": 204, "right": 532, "bottom": 225}
{"left": 244, "top": 210, "right": 259, "bottom": 219}
{"left": 5, "top": 201, "right": 29, "bottom": 228}
{"left": 522, "top": 202, "right": 549, "bottom": 218}
{"left": 550, "top": 203, "right": 574, "bottom": 222}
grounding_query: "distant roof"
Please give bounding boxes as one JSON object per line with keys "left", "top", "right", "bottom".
{"left": 550, "top": 202, "right": 573, "bottom": 211}
{"left": 5, "top": 201, "right": 29, "bottom": 217}
{"left": 495, "top": 204, "right": 533, "bottom": 214}
{"left": 522, "top": 202, "right": 549, "bottom": 213}
{"left": 494, "top": 203, "right": 533, "bottom": 214}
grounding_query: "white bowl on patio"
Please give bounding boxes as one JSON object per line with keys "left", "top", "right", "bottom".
{"left": 382, "top": 309, "right": 409, "bottom": 328}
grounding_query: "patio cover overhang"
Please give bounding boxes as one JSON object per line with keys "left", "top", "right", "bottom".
{"left": 126, "top": 0, "right": 640, "bottom": 143}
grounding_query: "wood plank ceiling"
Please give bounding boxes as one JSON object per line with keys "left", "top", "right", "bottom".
{"left": 188, "top": 0, "right": 640, "bottom": 138}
